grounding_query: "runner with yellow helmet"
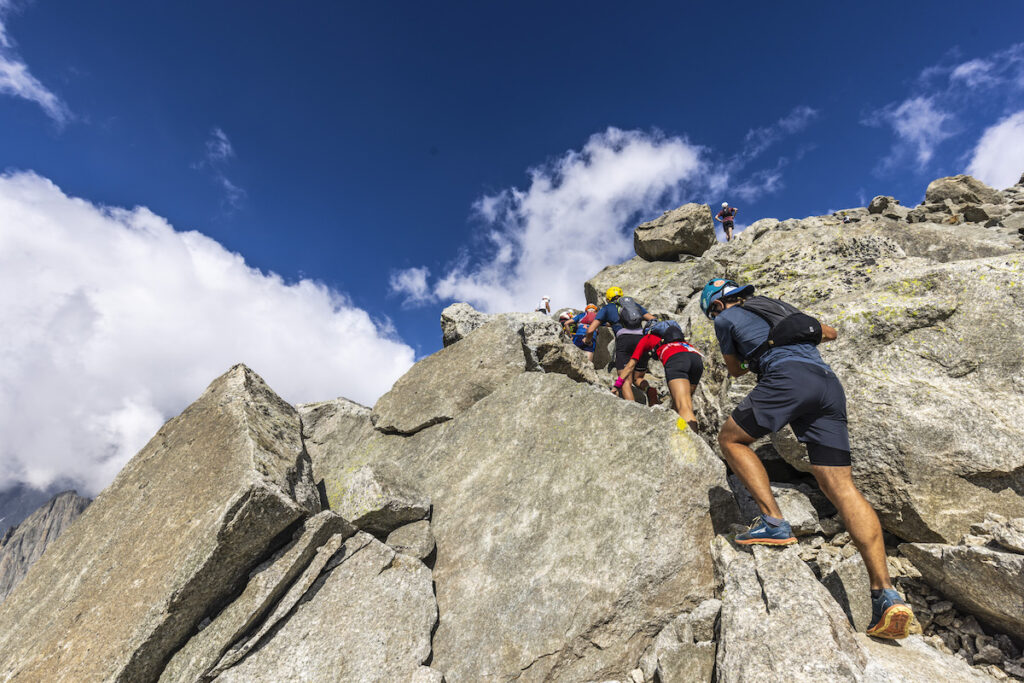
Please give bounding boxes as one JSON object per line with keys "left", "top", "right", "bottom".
{"left": 582, "top": 286, "right": 657, "bottom": 402}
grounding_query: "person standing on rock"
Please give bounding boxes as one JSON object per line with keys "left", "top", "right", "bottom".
{"left": 581, "top": 287, "right": 657, "bottom": 403}
{"left": 700, "top": 277, "right": 915, "bottom": 640}
{"left": 535, "top": 296, "right": 551, "bottom": 314}
{"left": 616, "top": 320, "right": 703, "bottom": 429}
{"left": 569, "top": 304, "right": 599, "bottom": 361}
{"left": 716, "top": 202, "right": 738, "bottom": 242}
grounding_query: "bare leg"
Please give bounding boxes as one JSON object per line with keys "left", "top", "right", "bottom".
{"left": 619, "top": 368, "right": 635, "bottom": 401}
{"left": 718, "top": 417, "right": 783, "bottom": 518}
{"left": 667, "top": 378, "right": 696, "bottom": 423}
{"left": 812, "top": 465, "right": 892, "bottom": 590}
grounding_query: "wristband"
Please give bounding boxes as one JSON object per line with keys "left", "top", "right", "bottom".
{"left": 614, "top": 377, "right": 625, "bottom": 388}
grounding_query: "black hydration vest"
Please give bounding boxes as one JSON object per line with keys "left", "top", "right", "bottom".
{"left": 739, "top": 296, "right": 822, "bottom": 374}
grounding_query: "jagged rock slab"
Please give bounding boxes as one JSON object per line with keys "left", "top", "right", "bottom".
{"left": 380, "top": 372, "right": 731, "bottom": 682}
{"left": 374, "top": 316, "right": 529, "bottom": 434}
{"left": 822, "top": 553, "right": 872, "bottom": 632}
{"left": 386, "top": 520, "right": 435, "bottom": 561}
{"left": 298, "top": 396, "right": 376, "bottom": 492}
{"left": 0, "top": 365, "right": 319, "bottom": 683}
{"left": 329, "top": 463, "right": 431, "bottom": 536}
{"left": 638, "top": 599, "right": 721, "bottom": 683}
{"left": 0, "top": 490, "right": 89, "bottom": 603}
{"left": 159, "top": 511, "right": 354, "bottom": 682}
{"left": 212, "top": 532, "right": 436, "bottom": 682}
{"left": 970, "top": 513, "right": 1024, "bottom": 554}
{"left": 712, "top": 538, "right": 993, "bottom": 682}
{"left": 633, "top": 202, "right": 716, "bottom": 261}
{"left": 900, "top": 542, "right": 1024, "bottom": 641}
{"left": 713, "top": 538, "right": 867, "bottom": 682}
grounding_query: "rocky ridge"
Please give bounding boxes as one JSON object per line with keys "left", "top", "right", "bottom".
{"left": 0, "top": 173, "right": 1022, "bottom": 681}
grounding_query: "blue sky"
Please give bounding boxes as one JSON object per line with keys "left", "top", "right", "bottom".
{"left": 2, "top": 1, "right": 1023, "bottom": 493}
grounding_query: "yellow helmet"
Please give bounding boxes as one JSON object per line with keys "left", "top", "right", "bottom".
{"left": 605, "top": 286, "right": 623, "bottom": 302}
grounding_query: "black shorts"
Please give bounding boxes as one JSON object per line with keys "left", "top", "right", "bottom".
{"left": 614, "top": 333, "right": 648, "bottom": 372}
{"left": 732, "top": 361, "right": 851, "bottom": 467}
{"left": 723, "top": 221, "right": 734, "bottom": 231}
{"left": 664, "top": 352, "right": 703, "bottom": 384}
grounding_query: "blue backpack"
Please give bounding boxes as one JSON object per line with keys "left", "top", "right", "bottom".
{"left": 645, "top": 319, "right": 685, "bottom": 343}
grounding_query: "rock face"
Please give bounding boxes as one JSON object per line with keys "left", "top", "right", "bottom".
{"left": 213, "top": 532, "right": 436, "bottom": 682}
{"left": 0, "top": 365, "right": 319, "bottom": 683}
{"left": 0, "top": 490, "right": 89, "bottom": 603}
{"left": 620, "top": 184, "right": 1024, "bottom": 543}
{"left": 306, "top": 371, "right": 733, "bottom": 682}
{"left": 633, "top": 203, "right": 716, "bottom": 261}
{"left": 902, "top": 535, "right": 1024, "bottom": 641}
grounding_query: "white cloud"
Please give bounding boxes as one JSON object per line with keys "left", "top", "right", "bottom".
{"left": 389, "top": 266, "right": 432, "bottom": 306}
{"left": 0, "top": 171, "right": 415, "bottom": 495}
{"left": 967, "top": 110, "right": 1024, "bottom": 189}
{"left": 742, "top": 105, "right": 819, "bottom": 160}
{"left": 950, "top": 58, "right": 996, "bottom": 88}
{"left": 865, "top": 96, "right": 954, "bottom": 169}
{"left": 196, "top": 127, "right": 245, "bottom": 209}
{"left": 0, "top": 2, "right": 70, "bottom": 124}
{"left": 408, "top": 128, "right": 704, "bottom": 313}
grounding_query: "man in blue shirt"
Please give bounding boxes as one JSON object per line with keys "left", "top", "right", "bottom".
{"left": 582, "top": 286, "right": 656, "bottom": 402}
{"left": 701, "top": 277, "right": 914, "bottom": 641}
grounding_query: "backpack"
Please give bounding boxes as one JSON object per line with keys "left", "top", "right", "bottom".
{"left": 645, "top": 319, "right": 685, "bottom": 343}
{"left": 615, "top": 297, "right": 646, "bottom": 329}
{"left": 739, "top": 296, "right": 823, "bottom": 373}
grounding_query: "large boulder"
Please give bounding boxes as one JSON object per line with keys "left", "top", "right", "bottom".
{"left": 924, "top": 175, "right": 1002, "bottom": 207}
{"left": 0, "top": 365, "right": 319, "bottom": 682}
{"left": 0, "top": 490, "right": 89, "bottom": 603}
{"left": 212, "top": 532, "right": 437, "bottom": 682}
{"left": 306, "top": 372, "right": 734, "bottom": 681}
{"left": 440, "top": 302, "right": 490, "bottom": 347}
{"left": 901, "top": 537, "right": 1024, "bottom": 641}
{"left": 633, "top": 203, "right": 717, "bottom": 261}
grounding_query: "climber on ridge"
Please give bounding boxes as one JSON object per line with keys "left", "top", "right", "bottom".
{"left": 569, "top": 304, "right": 599, "bottom": 361}
{"left": 616, "top": 319, "right": 703, "bottom": 430}
{"left": 535, "top": 296, "right": 551, "bottom": 314}
{"left": 701, "top": 277, "right": 915, "bottom": 640}
{"left": 716, "top": 201, "right": 738, "bottom": 242}
{"left": 581, "top": 287, "right": 656, "bottom": 403}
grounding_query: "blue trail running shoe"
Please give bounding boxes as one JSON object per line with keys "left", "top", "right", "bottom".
{"left": 866, "top": 588, "right": 914, "bottom": 640}
{"left": 734, "top": 516, "right": 798, "bottom": 546}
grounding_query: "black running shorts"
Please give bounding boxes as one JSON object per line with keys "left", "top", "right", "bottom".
{"left": 664, "top": 352, "right": 704, "bottom": 384}
{"left": 731, "top": 360, "right": 851, "bottom": 467}
{"left": 614, "top": 333, "right": 648, "bottom": 372}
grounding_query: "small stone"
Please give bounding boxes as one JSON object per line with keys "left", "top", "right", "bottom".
{"left": 934, "top": 611, "right": 955, "bottom": 627}
{"left": 1005, "top": 659, "right": 1024, "bottom": 678}
{"left": 995, "top": 634, "right": 1020, "bottom": 659}
{"left": 629, "top": 667, "right": 644, "bottom": 683}
{"left": 800, "top": 548, "right": 816, "bottom": 562}
{"left": 818, "top": 516, "right": 844, "bottom": 536}
{"left": 808, "top": 536, "right": 824, "bottom": 549}
{"left": 960, "top": 615, "right": 985, "bottom": 636}
{"left": 975, "top": 644, "right": 1004, "bottom": 665}
{"left": 831, "top": 531, "right": 851, "bottom": 547}
{"left": 931, "top": 600, "right": 953, "bottom": 614}
{"left": 940, "top": 631, "right": 961, "bottom": 653}
{"left": 841, "top": 543, "right": 858, "bottom": 559}
{"left": 959, "top": 534, "right": 990, "bottom": 546}
{"left": 925, "top": 633, "right": 953, "bottom": 655}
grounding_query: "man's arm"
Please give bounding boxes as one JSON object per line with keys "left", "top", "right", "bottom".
{"left": 643, "top": 312, "right": 656, "bottom": 321}
{"left": 820, "top": 323, "right": 838, "bottom": 342}
{"left": 583, "top": 318, "right": 601, "bottom": 341}
{"left": 723, "top": 353, "right": 748, "bottom": 378}
{"left": 618, "top": 357, "right": 637, "bottom": 379}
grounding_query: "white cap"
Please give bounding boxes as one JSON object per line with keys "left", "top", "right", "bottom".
{"left": 542, "top": 296, "right": 550, "bottom": 301}
{"left": 722, "top": 201, "right": 729, "bottom": 208}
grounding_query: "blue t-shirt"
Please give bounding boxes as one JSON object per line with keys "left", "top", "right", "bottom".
{"left": 595, "top": 301, "right": 647, "bottom": 334}
{"left": 714, "top": 306, "right": 829, "bottom": 374}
